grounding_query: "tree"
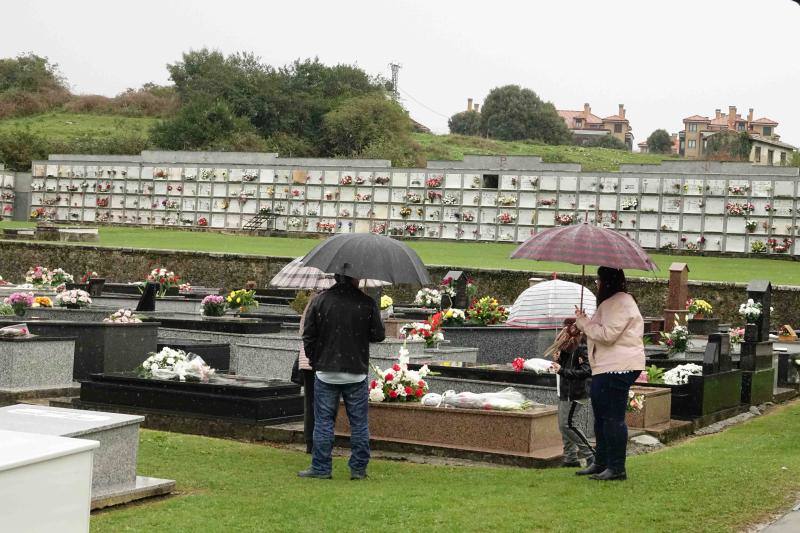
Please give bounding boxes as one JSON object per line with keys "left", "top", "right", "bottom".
{"left": 150, "top": 99, "right": 257, "bottom": 150}
{"left": 321, "top": 94, "right": 412, "bottom": 156}
{"left": 704, "top": 131, "right": 752, "bottom": 160}
{"left": 448, "top": 110, "right": 482, "bottom": 136}
{"left": 580, "top": 135, "right": 629, "bottom": 150}
{"left": 479, "top": 85, "right": 571, "bottom": 144}
{"left": 0, "top": 53, "right": 70, "bottom": 118}
{"left": 647, "top": 129, "right": 673, "bottom": 154}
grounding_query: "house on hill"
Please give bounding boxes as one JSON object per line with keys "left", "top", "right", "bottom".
{"left": 556, "top": 103, "right": 634, "bottom": 150}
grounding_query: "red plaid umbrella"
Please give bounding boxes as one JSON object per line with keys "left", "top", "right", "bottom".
{"left": 510, "top": 223, "right": 658, "bottom": 309}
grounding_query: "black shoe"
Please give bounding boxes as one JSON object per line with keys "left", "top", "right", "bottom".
{"left": 561, "top": 460, "right": 581, "bottom": 468}
{"left": 350, "top": 471, "right": 368, "bottom": 480}
{"left": 589, "top": 468, "right": 627, "bottom": 481}
{"left": 575, "top": 462, "right": 604, "bottom": 476}
{"left": 297, "top": 469, "right": 332, "bottom": 479}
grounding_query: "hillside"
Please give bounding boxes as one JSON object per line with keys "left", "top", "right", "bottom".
{"left": 0, "top": 112, "right": 673, "bottom": 171}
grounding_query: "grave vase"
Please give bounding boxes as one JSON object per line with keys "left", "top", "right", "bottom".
{"left": 12, "top": 304, "right": 26, "bottom": 317}
{"left": 87, "top": 278, "right": 105, "bottom": 297}
{"left": 744, "top": 323, "right": 758, "bottom": 343}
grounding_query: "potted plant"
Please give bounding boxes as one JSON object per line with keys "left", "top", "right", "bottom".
{"left": 686, "top": 298, "right": 712, "bottom": 320}
{"left": 379, "top": 295, "right": 394, "bottom": 320}
{"left": 201, "top": 295, "right": 227, "bottom": 318}
{"left": 659, "top": 316, "right": 689, "bottom": 356}
{"left": 226, "top": 289, "right": 259, "bottom": 314}
{"left": 146, "top": 267, "right": 180, "bottom": 297}
{"left": 4, "top": 292, "right": 34, "bottom": 317}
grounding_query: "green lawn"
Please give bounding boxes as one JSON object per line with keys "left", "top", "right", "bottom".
{"left": 0, "top": 112, "right": 157, "bottom": 141}
{"left": 91, "top": 401, "right": 800, "bottom": 532}
{"left": 413, "top": 133, "right": 674, "bottom": 172}
{"left": 2, "top": 222, "right": 799, "bottom": 284}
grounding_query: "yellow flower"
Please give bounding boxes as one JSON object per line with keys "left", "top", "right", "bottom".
{"left": 236, "top": 297, "right": 241, "bottom": 304}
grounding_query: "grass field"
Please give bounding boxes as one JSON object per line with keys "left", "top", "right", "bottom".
{"left": 2, "top": 221, "right": 800, "bottom": 284}
{"left": 89, "top": 401, "right": 800, "bottom": 532}
{"left": 0, "top": 112, "right": 157, "bottom": 140}
{"left": 412, "top": 133, "right": 674, "bottom": 171}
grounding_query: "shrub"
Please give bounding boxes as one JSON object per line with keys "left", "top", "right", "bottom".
{"left": 448, "top": 110, "right": 482, "bottom": 136}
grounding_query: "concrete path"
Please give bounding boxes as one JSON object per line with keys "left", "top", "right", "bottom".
{"left": 761, "top": 504, "right": 800, "bottom": 532}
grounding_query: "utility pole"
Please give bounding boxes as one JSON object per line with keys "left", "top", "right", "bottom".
{"left": 389, "top": 62, "right": 401, "bottom": 101}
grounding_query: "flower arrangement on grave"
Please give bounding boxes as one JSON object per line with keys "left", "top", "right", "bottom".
{"left": 354, "top": 176, "right": 366, "bottom": 185}
{"left": 355, "top": 193, "right": 372, "bottom": 202}
{"left": 201, "top": 295, "right": 227, "bottom": 317}
{"left": 621, "top": 197, "right": 638, "bottom": 211}
{"left": 442, "top": 193, "right": 459, "bottom": 205}
{"left": 338, "top": 208, "right": 351, "bottom": 217}
{"left": 439, "top": 276, "right": 457, "bottom": 299}
{"left": 640, "top": 364, "right": 664, "bottom": 384}
{"left": 30, "top": 207, "right": 47, "bottom": 220}
{"left": 389, "top": 226, "right": 404, "bottom": 236}
{"left": 242, "top": 172, "right": 258, "bottom": 182}
{"left": 406, "top": 192, "right": 422, "bottom": 204}
{"left": 0, "top": 275, "right": 9, "bottom": 286}
{"left": 768, "top": 237, "right": 793, "bottom": 253}
{"left": 154, "top": 169, "right": 168, "bottom": 178}
{"left": 555, "top": 213, "right": 574, "bottom": 226}
{"left": 538, "top": 198, "right": 556, "bottom": 206}
{"left": 466, "top": 296, "right": 508, "bottom": 326}
{"left": 739, "top": 299, "right": 768, "bottom": 323}
{"left": 33, "top": 296, "right": 52, "bottom": 308}
{"left": 414, "top": 288, "right": 442, "bottom": 308}
{"left": 626, "top": 390, "right": 645, "bottom": 412}
{"left": 512, "top": 357, "right": 525, "bottom": 372}
{"left": 50, "top": 268, "right": 74, "bottom": 286}
{"left": 197, "top": 217, "right": 208, "bottom": 227}
{"left": 146, "top": 268, "right": 180, "bottom": 297}
{"left": 339, "top": 175, "right": 353, "bottom": 185}
{"left": 744, "top": 219, "right": 758, "bottom": 232}
{"left": 762, "top": 221, "right": 774, "bottom": 232}
{"left": 729, "top": 327, "right": 745, "bottom": 345}
{"left": 55, "top": 289, "right": 92, "bottom": 309}
{"left": 139, "top": 347, "right": 216, "bottom": 382}
{"left": 287, "top": 217, "right": 303, "bottom": 229}
{"left": 373, "top": 175, "right": 390, "bottom": 185}
{"left": 461, "top": 211, "right": 475, "bottom": 222}
{"left": 659, "top": 315, "right": 689, "bottom": 354}
{"left": 371, "top": 223, "right": 387, "bottom": 234}
{"left": 25, "top": 266, "right": 53, "bottom": 286}
{"left": 369, "top": 345, "right": 430, "bottom": 402}
{"left": 104, "top": 308, "right": 142, "bottom": 324}
{"left": 380, "top": 295, "right": 394, "bottom": 312}
{"left": 662, "top": 363, "right": 702, "bottom": 385}
{"left": 497, "top": 212, "right": 516, "bottom": 224}
{"left": 764, "top": 203, "right": 776, "bottom": 213}
{"left": 80, "top": 271, "right": 99, "bottom": 283}
{"left": 3, "top": 292, "right": 33, "bottom": 316}
{"left": 95, "top": 197, "right": 109, "bottom": 208}
{"left": 441, "top": 308, "right": 466, "bottom": 326}
{"left": 398, "top": 206, "right": 412, "bottom": 218}
{"left": 726, "top": 202, "right": 755, "bottom": 216}
{"left": 426, "top": 190, "right": 442, "bottom": 202}
{"left": 178, "top": 283, "right": 192, "bottom": 293}
{"left": 425, "top": 175, "right": 443, "bottom": 188}
{"left": 291, "top": 189, "right": 302, "bottom": 198}
{"left": 750, "top": 240, "right": 767, "bottom": 253}
{"left": 0, "top": 303, "right": 13, "bottom": 316}
{"left": 227, "top": 289, "right": 258, "bottom": 313}
{"left": 686, "top": 298, "right": 713, "bottom": 318}
{"left": 405, "top": 223, "right": 424, "bottom": 236}
{"left": 497, "top": 195, "right": 517, "bottom": 206}
{"left": 728, "top": 184, "right": 750, "bottom": 195}
{"left": 1, "top": 191, "right": 15, "bottom": 200}
{"left": 401, "top": 312, "right": 444, "bottom": 348}
{"left": 316, "top": 222, "right": 336, "bottom": 233}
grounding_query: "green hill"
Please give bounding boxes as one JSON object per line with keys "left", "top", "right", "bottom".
{"left": 0, "top": 112, "right": 673, "bottom": 172}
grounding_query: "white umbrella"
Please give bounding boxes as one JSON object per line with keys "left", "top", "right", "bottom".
{"left": 506, "top": 279, "right": 597, "bottom": 329}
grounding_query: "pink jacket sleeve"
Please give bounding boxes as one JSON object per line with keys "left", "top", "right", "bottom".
{"left": 576, "top": 297, "right": 633, "bottom": 345}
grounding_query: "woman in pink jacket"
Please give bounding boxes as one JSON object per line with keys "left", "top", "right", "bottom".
{"left": 574, "top": 267, "right": 645, "bottom": 481}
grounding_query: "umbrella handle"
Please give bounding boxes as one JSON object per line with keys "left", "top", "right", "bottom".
{"left": 580, "top": 264, "right": 585, "bottom": 312}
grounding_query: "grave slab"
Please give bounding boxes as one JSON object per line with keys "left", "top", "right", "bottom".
{"left": 0, "top": 337, "right": 75, "bottom": 393}
{"left": 0, "top": 403, "right": 174, "bottom": 507}
{"left": 441, "top": 326, "right": 558, "bottom": 363}
{"left": 741, "top": 368, "right": 775, "bottom": 405}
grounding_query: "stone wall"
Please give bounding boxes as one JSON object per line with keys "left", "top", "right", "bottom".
{"left": 1, "top": 240, "right": 797, "bottom": 327}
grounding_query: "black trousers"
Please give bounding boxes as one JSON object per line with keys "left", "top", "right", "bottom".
{"left": 302, "top": 369, "right": 315, "bottom": 453}
{"left": 590, "top": 371, "right": 640, "bottom": 472}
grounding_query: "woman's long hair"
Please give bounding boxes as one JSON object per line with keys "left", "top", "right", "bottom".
{"left": 596, "top": 266, "right": 627, "bottom": 305}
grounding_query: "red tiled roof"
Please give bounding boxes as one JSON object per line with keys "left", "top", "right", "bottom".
{"left": 557, "top": 110, "right": 603, "bottom": 127}
{"left": 602, "top": 114, "right": 627, "bottom": 122}
{"left": 683, "top": 115, "right": 710, "bottom": 122}
{"left": 709, "top": 114, "right": 743, "bottom": 126}
{"left": 752, "top": 117, "right": 778, "bottom": 125}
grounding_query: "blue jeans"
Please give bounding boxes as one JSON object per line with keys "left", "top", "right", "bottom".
{"left": 590, "top": 371, "right": 640, "bottom": 473}
{"left": 311, "top": 377, "right": 370, "bottom": 475}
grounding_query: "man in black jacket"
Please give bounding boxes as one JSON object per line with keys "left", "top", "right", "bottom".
{"left": 551, "top": 320, "right": 594, "bottom": 468}
{"left": 298, "top": 274, "right": 385, "bottom": 480}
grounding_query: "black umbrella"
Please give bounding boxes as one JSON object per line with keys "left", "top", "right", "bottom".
{"left": 300, "top": 233, "right": 430, "bottom": 285}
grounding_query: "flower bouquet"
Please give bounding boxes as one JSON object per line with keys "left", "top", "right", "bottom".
{"left": 739, "top": 299, "right": 767, "bottom": 323}
{"left": 56, "top": 289, "right": 92, "bottom": 309}
{"left": 497, "top": 195, "right": 517, "bottom": 206}
{"left": 555, "top": 213, "right": 574, "bottom": 226}
{"left": 0, "top": 303, "right": 13, "bottom": 316}
{"left": 0, "top": 275, "right": 9, "bottom": 287}
{"left": 686, "top": 298, "right": 712, "bottom": 318}
{"left": 497, "top": 212, "right": 516, "bottom": 224}
{"left": 659, "top": 316, "right": 689, "bottom": 354}
{"left": 729, "top": 327, "right": 744, "bottom": 345}
{"left": 80, "top": 271, "right": 99, "bottom": 283}
{"left": 621, "top": 197, "right": 639, "bottom": 211}
{"left": 662, "top": 363, "right": 702, "bottom": 385}
{"left": 316, "top": 222, "right": 336, "bottom": 233}
{"left": 744, "top": 219, "right": 757, "bottom": 232}
{"left": 402, "top": 317, "right": 444, "bottom": 348}
{"left": 728, "top": 184, "right": 750, "bottom": 195}
{"left": 425, "top": 175, "right": 443, "bottom": 188}
{"left": 369, "top": 346, "right": 430, "bottom": 402}
{"left": 146, "top": 267, "right": 180, "bottom": 297}
{"left": 750, "top": 240, "right": 767, "bottom": 253}
{"left": 626, "top": 390, "right": 645, "bottom": 412}
{"left": 373, "top": 176, "right": 390, "bottom": 185}
{"left": 33, "top": 296, "right": 53, "bottom": 308}
{"left": 406, "top": 192, "right": 422, "bottom": 204}
{"left": 339, "top": 175, "right": 353, "bottom": 185}
{"left": 103, "top": 309, "right": 142, "bottom": 324}
{"left": 414, "top": 288, "right": 442, "bottom": 308}
{"left": 227, "top": 289, "right": 259, "bottom": 313}
{"left": 442, "top": 193, "right": 459, "bottom": 205}
{"left": 201, "top": 295, "right": 227, "bottom": 317}
{"left": 441, "top": 308, "right": 466, "bottom": 326}
{"left": 50, "top": 268, "right": 74, "bottom": 286}
{"left": 380, "top": 295, "right": 394, "bottom": 316}
{"left": 726, "top": 202, "right": 755, "bottom": 216}
{"left": 467, "top": 296, "right": 508, "bottom": 325}
{"left": 405, "top": 223, "right": 424, "bottom": 236}
{"left": 426, "top": 190, "right": 442, "bottom": 203}
{"left": 399, "top": 206, "right": 412, "bottom": 218}
{"left": 25, "top": 266, "right": 53, "bottom": 287}
{"left": 198, "top": 217, "right": 208, "bottom": 227}
{"left": 139, "top": 347, "right": 216, "bottom": 382}
{"left": 4, "top": 292, "right": 34, "bottom": 316}
{"left": 461, "top": 211, "right": 475, "bottom": 222}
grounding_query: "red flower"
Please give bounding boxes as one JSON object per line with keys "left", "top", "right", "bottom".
{"left": 389, "top": 390, "right": 398, "bottom": 398}
{"left": 441, "top": 276, "right": 452, "bottom": 286}
{"left": 385, "top": 373, "right": 394, "bottom": 382}
{"left": 404, "top": 386, "right": 413, "bottom": 395}
{"left": 415, "top": 388, "right": 424, "bottom": 397}
{"left": 392, "top": 364, "right": 401, "bottom": 372}
{"left": 370, "top": 380, "right": 378, "bottom": 389}
{"left": 418, "top": 380, "right": 425, "bottom": 387}
{"left": 511, "top": 357, "right": 525, "bottom": 372}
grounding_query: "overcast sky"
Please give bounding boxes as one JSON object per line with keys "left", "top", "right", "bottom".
{"left": 4, "top": 0, "right": 799, "bottom": 148}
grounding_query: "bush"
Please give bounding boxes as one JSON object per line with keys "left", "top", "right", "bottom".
{"left": 289, "top": 290, "right": 311, "bottom": 315}
{"left": 0, "top": 53, "right": 70, "bottom": 118}
{"left": 578, "top": 134, "right": 629, "bottom": 150}
{"left": 264, "top": 132, "right": 317, "bottom": 157}
{"left": 321, "top": 94, "right": 412, "bottom": 156}
{"left": 63, "top": 85, "right": 180, "bottom": 117}
{"left": 448, "top": 110, "right": 482, "bottom": 136}
{"left": 150, "top": 99, "right": 256, "bottom": 150}
{"left": 358, "top": 135, "right": 425, "bottom": 168}
{"left": 647, "top": 129, "right": 673, "bottom": 154}
{"left": 705, "top": 130, "right": 751, "bottom": 161}
{"left": 479, "top": 85, "right": 571, "bottom": 144}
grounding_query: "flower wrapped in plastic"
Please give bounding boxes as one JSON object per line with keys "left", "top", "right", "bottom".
{"left": 103, "top": 308, "right": 142, "bottom": 324}
{"left": 421, "top": 387, "right": 532, "bottom": 411}
{"left": 662, "top": 363, "right": 703, "bottom": 385}
{"left": 139, "top": 347, "right": 216, "bottom": 382}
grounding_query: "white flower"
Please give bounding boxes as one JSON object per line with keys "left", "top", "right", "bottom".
{"left": 419, "top": 365, "right": 430, "bottom": 377}
{"left": 369, "top": 387, "right": 385, "bottom": 402}
{"left": 150, "top": 363, "right": 159, "bottom": 372}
